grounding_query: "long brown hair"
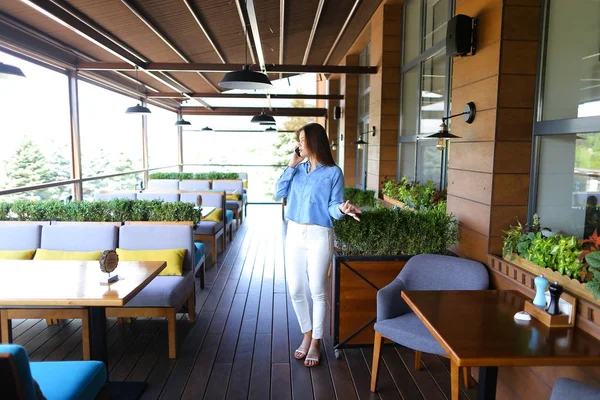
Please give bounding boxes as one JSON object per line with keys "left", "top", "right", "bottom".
{"left": 296, "top": 122, "right": 336, "bottom": 166}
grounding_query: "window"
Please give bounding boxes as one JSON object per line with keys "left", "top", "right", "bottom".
{"left": 357, "top": 43, "right": 371, "bottom": 189}
{"left": 147, "top": 104, "right": 178, "bottom": 168}
{"left": 531, "top": 0, "right": 600, "bottom": 238}
{"left": 0, "top": 51, "right": 72, "bottom": 201}
{"left": 78, "top": 81, "right": 143, "bottom": 197}
{"left": 398, "top": 0, "right": 453, "bottom": 189}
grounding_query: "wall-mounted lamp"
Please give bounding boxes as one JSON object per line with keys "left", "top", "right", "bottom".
{"left": 331, "top": 140, "right": 338, "bottom": 151}
{"left": 354, "top": 126, "right": 376, "bottom": 150}
{"left": 426, "top": 102, "right": 475, "bottom": 151}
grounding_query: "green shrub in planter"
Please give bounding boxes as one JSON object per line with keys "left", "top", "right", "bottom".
{"left": 344, "top": 187, "right": 377, "bottom": 209}
{"left": 0, "top": 202, "right": 10, "bottom": 220}
{"left": 333, "top": 206, "right": 458, "bottom": 256}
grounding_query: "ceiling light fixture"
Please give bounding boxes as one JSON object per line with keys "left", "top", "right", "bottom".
{"left": 251, "top": 111, "right": 276, "bottom": 124}
{"left": 426, "top": 102, "right": 476, "bottom": 150}
{"left": 175, "top": 118, "right": 191, "bottom": 126}
{"left": 0, "top": 62, "right": 25, "bottom": 79}
{"left": 201, "top": 126, "right": 213, "bottom": 131}
{"left": 265, "top": 127, "right": 277, "bottom": 132}
{"left": 125, "top": 66, "right": 151, "bottom": 114}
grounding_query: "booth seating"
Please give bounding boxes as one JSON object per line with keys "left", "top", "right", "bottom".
{"left": 147, "top": 179, "right": 179, "bottom": 190}
{"left": 0, "top": 224, "right": 119, "bottom": 360}
{"left": 94, "top": 191, "right": 137, "bottom": 201}
{"left": 212, "top": 180, "right": 244, "bottom": 230}
{"left": 181, "top": 191, "right": 226, "bottom": 264}
{"left": 0, "top": 344, "right": 108, "bottom": 400}
{"left": 179, "top": 180, "right": 211, "bottom": 191}
{"left": 105, "top": 224, "right": 197, "bottom": 359}
{"left": 136, "top": 192, "right": 180, "bottom": 202}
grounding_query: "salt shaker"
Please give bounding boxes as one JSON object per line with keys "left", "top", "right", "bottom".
{"left": 533, "top": 274, "right": 549, "bottom": 308}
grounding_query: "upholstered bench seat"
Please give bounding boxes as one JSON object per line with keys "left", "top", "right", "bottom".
{"left": 125, "top": 269, "right": 194, "bottom": 308}
{"left": 30, "top": 360, "right": 107, "bottom": 400}
{"left": 374, "top": 313, "right": 446, "bottom": 356}
{"left": 225, "top": 200, "right": 241, "bottom": 211}
{"left": 225, "top": 209, "right": 234, "bottom": 223}
{"left": 194, "top": 242, "right": 205, "bottom": 268}
{"left": 195, "top": 221, "right": 224, "bottom": 235}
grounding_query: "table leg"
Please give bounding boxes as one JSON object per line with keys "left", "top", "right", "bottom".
{"left": 451, "top": 360, "right": 460, "bottom": 400}
{"left": 478, "top": 366, "right": 498, "bottom": 400}
{"left": 88, "top": 306, "right": 146, "bottom": 399}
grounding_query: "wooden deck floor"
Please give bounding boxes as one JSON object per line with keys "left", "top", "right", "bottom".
{"left": 10, "top": 205, "right": 479, "bottom": 400}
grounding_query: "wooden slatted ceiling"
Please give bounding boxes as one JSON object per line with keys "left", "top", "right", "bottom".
{"left": 329, "top": 0, "right": 383, "bottom": 66}
{"left": 306, "top": 0, "right": 357, "bottom": 65}
{"left": 253, "top": 0, "right": 281, "bottom": 66}
{"left": 283, "top": 0, "right": 320, "bottom": 65}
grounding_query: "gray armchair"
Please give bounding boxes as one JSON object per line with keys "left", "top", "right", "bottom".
{"left": 370, "top": 254, "right": 489, "bottom": 393}
{"left": 550, "top": 378, "right": 600, "bottom": 400}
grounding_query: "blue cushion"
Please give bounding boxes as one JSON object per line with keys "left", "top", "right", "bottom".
{"left": 0, "top": 344, "right": 37, "bottom": 400}
{"left": 30, "top": 360, "right": 106, "bottom": 400}
{"left": 225, "top": 210, "right": 234, "bottom": 223}
{"left": 374, "top": 313, "right": 447, "bottom": 356}
{"left": 242, "top": 193, "right": 247, "bottom": 203}
{"left": 194, "top": 242, "right": 205, "bottom": 266}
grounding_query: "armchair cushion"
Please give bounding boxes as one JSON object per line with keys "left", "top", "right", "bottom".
{"left": 0, "top": 249, "right": 36, "bottom": 260}
{"left": 30, "top": 360, "right": 106, "bottom": 400}
{"left": 225, "top": 210, "right": 234, "bottom": 223}
{"left": 374, "top": 313, "right": 447, "bottom": 356}
{"left": 376, "top": 279, "right": 410, "bottom": 322}
{"left": 550, "top": 378, "right": 600, "bottom": 400}
{"left": 116, "top": 248, "right": 187, "bottom": 276}
{"left": 203, "top": 208, "right": 223, "bottom": 222}
{"left": 226, "top": 194, "right": 241, "bottom": 200}
{"left": 226, "top": 201, "right": 241, "bottom": 211}
{"left": 124, "top": 270, "right": 194, "bottom": 307}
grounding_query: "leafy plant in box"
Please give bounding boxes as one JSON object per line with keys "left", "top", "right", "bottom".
{"left": 585, "top": 251, "right": 600, "bottom": 299}
{"left": 550, "top": 235, "right": 582, "bottom": 279}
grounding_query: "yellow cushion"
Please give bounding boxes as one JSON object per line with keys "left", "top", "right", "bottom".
{"left": 203, "top": 208, "right": 223, "bottom": 222}
{"left": 34, "top": 249, "right": 103, "bottom": 261}
{"left": 226, "top": 194, "right": 241, "bottom": 200}
{"left": 116, "top": 248, "right": 186, "bottom": 276}
{"left": 243, "top": 180, "right": 248, "bottom": 188}
{"left": 0, "top": 249, "right": 36, "bottom": 260}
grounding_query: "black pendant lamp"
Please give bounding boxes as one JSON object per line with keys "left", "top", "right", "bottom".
{"left": 175, "top": 118, "right": 191, "bottom": 126}
{"left": 0, "top": 62, "right": 25, "bottom": 79}
{"left": 201, "top": 126, "right": 213, "bottom": 131}
{"left": 219, "top": 65, "right": 272, "bottom": 90}
{"left": 125, "top": 67, "right": 151, "bottom": 115}
{"left": 251, "top": 111, "right": 276, "bottom": 124}
{"left": 265, "top": 127, "right": 277, "bottom": 132}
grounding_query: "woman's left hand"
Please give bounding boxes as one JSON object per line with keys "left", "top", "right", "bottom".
{"left": 339, "top": 200, "right": 362, "bottom": 221}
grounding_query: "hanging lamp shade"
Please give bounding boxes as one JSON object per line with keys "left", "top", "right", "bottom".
{"left": 125, "top": 103, "right": 151, "bottom": 114}
{"left": 219, "top": 65, "right": 273, "bottom": 90}
{"left": 175, "top": 118, "right": 191, "bottom": 126}
{"left": 251, "top": 112, "right": 276, "bottom": 124}
{"left": 265, "top": 127, "right": 277, "bottom": 132}
{"left": 0, "top": 62, "right": 25, "bottom": 79}
{"left": 201, "top": 126, "right": 213, "bottom": 131}
{"left": 259, "top": 121, "right": 276, "bottom": 126}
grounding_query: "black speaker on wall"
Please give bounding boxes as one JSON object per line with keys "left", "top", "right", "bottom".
{"left": 333, "top": 106, "right": 342, "bottom": 120}
{"left": 446, "top": 14, "right": 476, "bottom": 57}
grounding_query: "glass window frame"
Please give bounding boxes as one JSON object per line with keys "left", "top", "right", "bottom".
{"left": 528, "top": 0, "right": 600, "bottom": 224}
{"left": 357, "top": 43, "right": 371, "bottom": 190}
{"left": 397, "top": 0, "right": 454, "bottom": 189}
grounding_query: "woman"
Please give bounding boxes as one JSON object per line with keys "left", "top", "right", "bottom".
{"left": 276, "top": 122, "right": 361, "bottom": 367}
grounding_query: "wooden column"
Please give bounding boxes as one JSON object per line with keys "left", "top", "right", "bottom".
{"left": 367, "top": 3, "right": 402, "bottom": 196}
{"left": 67, "top": 70, "right": 83, "bottom": 200}
{"left": 316, "top": 77, "right": 327, "bottom": 128}
{"left": 340, "top": 55, "right": 359, "bottom": 187}
{"left": 448, "top": 0, "right": 539, "bottom": 264}
{"left": 327, "top": 78, "right": 341, "bottom": 161}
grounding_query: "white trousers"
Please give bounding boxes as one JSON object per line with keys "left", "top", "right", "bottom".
{"left": 285, "top": 220, "right": 333, "bottom": 339}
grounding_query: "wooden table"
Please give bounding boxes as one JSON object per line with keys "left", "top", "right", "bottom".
{"left": 401, "top": 290, "right": 600, "bottom": 400}
{"left": 0, "top": 260, "right": 166, "bottom": 398}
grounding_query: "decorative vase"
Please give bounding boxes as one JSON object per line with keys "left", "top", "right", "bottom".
{"left": 533, "top": 274, "right": 549, "bottom": 308}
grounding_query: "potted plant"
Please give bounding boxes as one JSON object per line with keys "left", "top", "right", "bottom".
{"left": 330, "top": 205, "right": 458, "bottom": 352}
{"left": 381, "top": 176, "right": 447, "bottom": 212}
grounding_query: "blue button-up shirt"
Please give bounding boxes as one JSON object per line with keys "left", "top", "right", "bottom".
{"left": 276, "top": 162, "right": 345, "bottom": 228}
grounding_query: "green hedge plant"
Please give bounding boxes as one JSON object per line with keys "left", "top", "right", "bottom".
{"left": 148, "top": 172, "right": 239, "bottom": 180}
{"left": 333, "top": 206, "right": 458, "bottom": 256}
{"left": 344, "top": 187, "right": 377, "bottom": 209}
{"left": 382, "top": 176, "right": 446, "bottom": 211}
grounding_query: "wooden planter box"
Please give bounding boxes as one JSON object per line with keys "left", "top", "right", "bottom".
{"left": 382, "top": 195, "right": 405, "bottom": 208}
{"left": 503, "top": 253, "right": 595, "bottom": 305}
{"left": 331, "top": 253, "right": 413, "bottom": 350}
{"left": 488, "top": 254, "right": 600, "bottom": 341}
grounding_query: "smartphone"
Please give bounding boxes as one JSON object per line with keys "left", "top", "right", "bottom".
{"left": 295, "top": 148, "right": 301, "bottom": 157}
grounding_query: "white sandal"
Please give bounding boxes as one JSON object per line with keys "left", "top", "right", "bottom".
{"left": 304, "top": 347, "right": 320, "bottom": 367}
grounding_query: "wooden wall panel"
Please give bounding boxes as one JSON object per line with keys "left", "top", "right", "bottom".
{"left": 453, "top": 40, "right": 500, "bottom": 89}
{"left": 500, "top": 41, "right": 539, "bottom": 75}
{"left": 491, "top": 174, "right": 530, "bottom": 205}
{"left": 489, "top": 205, "right": 527, "bottom": 237}
{"left": 493, "top": 142, "right": 532, "bottom": 173}
{"left": 447, "top": 195, "right": 491, "bottom": 236}
{"left": 456, "top": 0, "right": 502, "bottom": 48}
{"left": 452, "top": 109, "right": 497, "bottom": 142}
{"left": 496, "top": 108, "right": 534, "bottom": 142}
{"left": 453, "top": 224, "right": 489, "bottom": 263}
{"left": 502, "top": 6, "right": 541, "bottom": 41}
{"left": 452, "top": 76, "right": 499, "bottom": 113}
{"left": 447, "top": 169, "right": 493, "bottom": 205}
{"left": 498, "top": 75, "right": 537, "bottom": 108}
{"left": 449, "top": 142, "right": 495, "bottom": 173}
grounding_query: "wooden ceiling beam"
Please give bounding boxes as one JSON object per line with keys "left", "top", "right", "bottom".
{"left": 279, "top": 0, "right": 284, "bottom": 78}
{"left": 147, "top": 92, "right": 344, "bottom": 100}
{"left": 182, "top": 0, "right": 227, "bottom": 64}
{"left": 302, "top": 0, "right": 326, "bottom": 65}
{"left": 77, "top": 62, "right": 378, "bottom": 74}
{"left": 323, "top": 0, "right": 361, "bottom": 65}
{"left": 119, "top": 0, "right": 219, "bottom": 103}
{"left": 234, "top": 0, "right": 256, "bottom": 65}
{"left": 182, "top": 107, "right": 327, "bottom": 117}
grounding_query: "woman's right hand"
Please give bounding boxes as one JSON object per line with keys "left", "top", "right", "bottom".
{"left": 288, "top": 144, "right": 303, "bottom": 167}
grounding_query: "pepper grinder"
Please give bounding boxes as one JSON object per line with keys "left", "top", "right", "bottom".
{"left": 533, "top": 274, "right": 549, "bottom": 308}
{"left": 546, "top": 282, "right": 563, "bottom": 315}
